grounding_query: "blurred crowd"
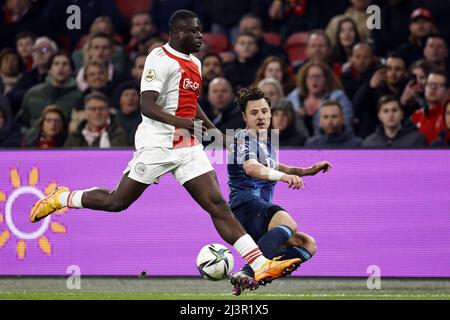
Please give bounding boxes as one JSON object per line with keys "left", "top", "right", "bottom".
{"left": 0, "top": 0, "right": 449, "bottom": 149}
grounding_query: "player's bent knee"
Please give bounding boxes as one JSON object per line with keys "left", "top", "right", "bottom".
{"left": 304, "top": 235, "right": 317, "bottom": 256}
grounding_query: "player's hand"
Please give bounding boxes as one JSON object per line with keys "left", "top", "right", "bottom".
{"left": 312, "top": 161, "right": 332, "bottom": 175}
{"left": 281, "top": 174, "right": 305, "bottom": 190}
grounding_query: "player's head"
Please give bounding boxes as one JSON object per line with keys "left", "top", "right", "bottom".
{"left": 168, "top": 10, "right": 202, "bottom": 54}
{"left": 235, "top": 86, "right": 271, "bottom": 132}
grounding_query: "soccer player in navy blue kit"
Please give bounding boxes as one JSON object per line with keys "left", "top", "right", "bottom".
{"left": 227, "top": 86, "right": 332, "bottom": 295}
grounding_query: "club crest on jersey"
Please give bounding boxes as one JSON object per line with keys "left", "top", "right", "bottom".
{"left": 183, "top": 78, "right": 199, "bottom": 91}
{"left": 135, "top": 162, "right": 147, "bottom": 176}
{"left": 145, "top": 69, "right": 156, "bottom": 82}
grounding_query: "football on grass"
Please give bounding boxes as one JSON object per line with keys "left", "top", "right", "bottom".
{"left": 196, "top": 243, "right": 234, "bottom": 280}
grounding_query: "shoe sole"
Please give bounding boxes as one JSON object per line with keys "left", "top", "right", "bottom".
{"left": 257, "top": 261, "right": 301, "bottom": 285}
{"left": 229, "top": 274, "right": 259, "bottom": 296}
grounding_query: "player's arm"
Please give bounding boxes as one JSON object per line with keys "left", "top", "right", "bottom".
{"left": 277, "top": 161, "right": 332, "bottom": 177}
{"left": 243, "top": 159, "right": 305, "bottom": 189}
{"left": 140, "top": 91, "right": 196, "bottom": 131}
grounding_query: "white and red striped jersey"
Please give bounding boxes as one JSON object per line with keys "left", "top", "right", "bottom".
{"left": 137, "top": 43, "right": 202, "bottom": 149}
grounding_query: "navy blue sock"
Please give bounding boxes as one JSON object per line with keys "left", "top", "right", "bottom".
{"left": 258, "top": 225, "right": 293, "bottom": 258}
{"left": 241, "top": 225, "right": 293, "bottom": 273}
{"left": 272, "top": 246, "right": 313, "bottom": 262}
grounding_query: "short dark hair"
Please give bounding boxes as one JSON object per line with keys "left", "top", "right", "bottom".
{"left": 429, "top": 68, "right": 448, "bottom": 86}
{"left": 425, "top": 33, "right": 448, "bottom": 47}
{"left": 168, "top": 10, "right": 198, "bottom": 33}
{"left": 15, "top": 31, "right": 37, "bottom": 43}
{"left": 320, "top": 100, "right": 343, "bottom": 114}
{"left": 377, "top": 95, "right": 401, "bottom": 112}
{"left": 88, "top": 32, "right": 113, "bottom": 48}
{"left": 84, "top": 91, "right": 110, "bottom": 106}
{"left": 47, "top": 51, "right": 75, "bottom": 71}
{"left": 201, "top": 52, "right": 223, "bottom": 67}
{"left": 235, "top": 32, "right": 258, "bottom": 45}
{"left": 235, "top": 86, "right": 271, "bottom": 112}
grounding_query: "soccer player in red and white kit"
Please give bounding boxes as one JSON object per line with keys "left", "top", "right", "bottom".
{"left": 29, "top": 10, "right": 301, "bottom": 294}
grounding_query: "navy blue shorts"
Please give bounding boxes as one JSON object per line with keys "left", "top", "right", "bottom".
{"left": 231, "top": 198, "right": 285, "bottom": 243}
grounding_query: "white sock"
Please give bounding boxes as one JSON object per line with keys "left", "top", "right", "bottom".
{"left": 67, "top": 190, "right": 84, "bottom": 208}
{"left": 58, "top": 192, "right": 70, "bottom": 207}
{"left": 233, "top": 234, "right": 268, "bottom": 271}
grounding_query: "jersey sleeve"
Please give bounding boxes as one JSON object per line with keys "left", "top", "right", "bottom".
{"left": 140, "top": 49, "right": 171, "bottom": 93}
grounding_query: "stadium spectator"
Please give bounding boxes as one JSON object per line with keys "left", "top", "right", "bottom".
{"left": 400, "top": 59, "right": 435, "bottom": 117}
{"left": 75, "top": 15, "right": 125, "bottom": 49}
{"left": 287, "top": 61, "right": 353, "bottom": 136}
{"left": 257, "top": 78, "right": 284, "bottom": 105}
{"left": 75, "top": 33, "right": 127, "bottom": 92}
{"left": 331, "top": 17, "right": 361, "bottom": 66}
{"left": 396, "top": 8, "right": 437, "bottom": 67}
{"left": 0, "top": 48, "right": 22, "bottom": 94}
{"left": 297, "top": 30, "right": 341, "bottom": 77}
{"left": 204, "top": 78, "right": 244, "bottom": 134}
{"left": 362, "top": 95, "right": 427, "bottom": 147}
{"left": 410, "top": 70, "right": 447, "bottom": 144}
{"left": 65, "top": 92, "right": 127, "bottom": 148}
{"left": 0, "top": 94, "right": 21, "bottom": 147}
{"left": 23, "top": 105, "right": 68, "bottom": 148}
{"left": 253, "top": 55, "right": 296, "bottom": 95}
{"left": 17, "top": 51, "right": 80, "bottom": 131}
{"left": 125, "top": 13, "right": 157, "bottom": 58}
{"left": 7, "top": 36, "right": 57, "bottom": 116}
{"left": 431, "top": 99, "right": 450, "bottom": 147}
{"left": 353, "top": 54, "right": 408, "bottom": 138}
{"left": 15, "top": 31, "right": 36, "bottom": 72}
{"left": 145, "top": 36, "right": 167, "bottom": 54}
{"left": 116, "top": 53, "right": 147, "bottom": 91}
{"left": 326, "top": 0, "right": 371, "bottom": 46}
{"left": 423, "top": 34, "right": 449, "bottom": 76}
{"left": 0, "top": 0, "right": 50, "bottom": 49}
{"left": 340, "top": 42, "right": 376, "bottom": 101}
{"left": 271, "top": 99, "right": 308, "bottom": 147}
{"left": 224, "top": 33, "right": 261, "bottom": 91}
{"left": 238, "top": 14, "right": 289, "bottom": 64}
{"left": 70, "top": 60, "right": 112, "bottom": 132}
{"left": 199, "top": 53, "right": 224, "bottom": 104}
{"left": 115, "top": 82, "right": 141, "bottom": 147}
{"left": 305, "top": 100, "right": 361, "bottom": 147}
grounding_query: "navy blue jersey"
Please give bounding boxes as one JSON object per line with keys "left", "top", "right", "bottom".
{"left": 227, "top": 129, "right": 277, "bottom": 209}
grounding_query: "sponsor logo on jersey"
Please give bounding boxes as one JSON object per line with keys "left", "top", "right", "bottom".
{"left": 183, "top": 78, "right": 199, "bottom": 91}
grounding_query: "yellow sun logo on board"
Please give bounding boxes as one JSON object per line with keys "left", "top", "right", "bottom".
{"left": 0, "top": 167, "right": 67, "bottom": 260}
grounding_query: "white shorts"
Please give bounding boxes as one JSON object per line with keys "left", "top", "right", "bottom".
{"left": 123, "top": 144, "right": 214, "bottom": 185}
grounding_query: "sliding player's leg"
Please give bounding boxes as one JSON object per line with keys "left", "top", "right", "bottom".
{"left": 183, "top": 171, "right": 301, "bottom": 294}
{"left": 30, "top": 173, "right": 149, "bottom": 222}
{"left": 273, "top": 231, "right": 317, "bottom": 262}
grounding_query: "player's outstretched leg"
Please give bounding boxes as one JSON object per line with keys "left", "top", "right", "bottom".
{"left": 30, "top": 174, "right": 148, "bottom": 222}
{"left": 183, "top": 171, "right": 300, "bottom": 295}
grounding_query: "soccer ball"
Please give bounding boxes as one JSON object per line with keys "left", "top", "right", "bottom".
{"left": 196, "top": 243, "right": 234, "bottom": 281}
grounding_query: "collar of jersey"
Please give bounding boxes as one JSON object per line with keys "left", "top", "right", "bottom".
{"left": 163, "top": 43, "right": 191, "bottom": 61}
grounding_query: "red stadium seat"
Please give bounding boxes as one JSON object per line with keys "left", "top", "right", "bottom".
{"left": 263, "top": 32, "right": 281, "bottom": 46}
{"left": 285, "top": 32, "right": 309, "bottom": 65}
{"left": 202, "top": 33, "right": 230, "bottom": 53}
{"left": 115, "top": 0, "right": 152, "bottom": 20}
